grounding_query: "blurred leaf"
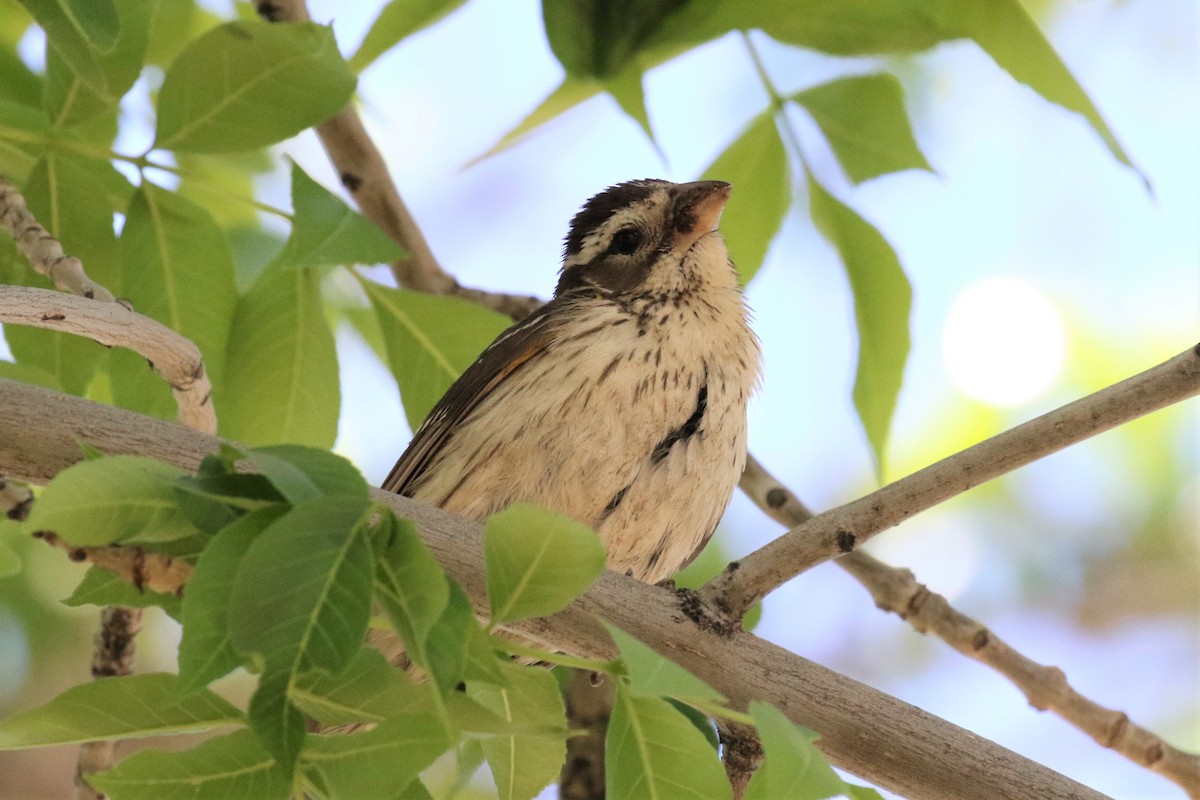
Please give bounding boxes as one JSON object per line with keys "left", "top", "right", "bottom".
{"left": 245, "top": 444, "right": 370, "bottom": 504}
{"left": 0, "top": 46, "right": 42, "bottom": 106}
{"left": 607, "top": 684, "right": 732, "bottom": 800}
{"left": 63, "top": 565, "right": 182, "bottom": 618}
{"left": 14, "top": 0, "right": 114, "bottom": 89}
{"left": 349, "top": 0, "right": 468, "bottom": 73}
{"left": 145, "top": 0, "right": 220, "bottom": 67}
{"left": 743, "top": 702, "right": 845, "bottom": 800}
{"left": 118, "top": 181, "right": 235, "bottom": 377}
{"left": 292, "top": 648, "right": 437, "bottom": 727}
{"left": 362, "top": 278, "right": 510, "bottom": 431}
{"left": 42, "top": 0, "right": 155, "bottom": 127}
{"left": 302, "top": 705, "right": 454, "bottom": 799}
{"left": 176, "top": 507, "right": 287, "bottom": 695}
{"left": 846, "top": 786, "right": 887, "bottom": 800}
{"left": 0, "top": 673, "right": 240, "bottom": 748}
{"left": 605, "top": 623, "right": 723, "bottom": 704}
{"left": 603, "top": 58, "right": 655, "bottom": 145}
{"left": 89, "top": 729, "right": 289, "bottom": 800}
{"left": 229, "top": 496, "right": 375, "bottom": 675}
{"left": 24, "top": 455, "right": 197, "bottom": 546}
{"left": 373, "top": 513, "right": 451, "bottom": 670}
{"left": 542, "top": 0, "right": 687, "bottom": 78}
{"left": 484, "top": 502, "right": 606, "bottom": 626}
{"left": 279, "top": 162, "right": 405, "bottom": 271}
{"left": 929, "top": 0, "right": 1139, "bottom": 180}
{"left": 221, "top": 266, "right": 340, "bottom": 447}
{"left": 469, "top": 78, "right": 601, "bottom": 165}
{"left": 700, "top": 110, "right": 789, "bottom": 285}
{"left": 0, "top": 525, "right": 22, "bottom": 578}
{"left": 0, "top": 361, "right": 60, "bottom": 391}
{"left": 468, "top": 662, "right": 567, "bottom": 800}
{"left": 806, "top": 170, "right": 910, "bottom": 477}
{"left": 792, "top": 73, "right": 931, "bottom": 184}
{"left": 154, "top": 20, "right": 356, "bottom": 153}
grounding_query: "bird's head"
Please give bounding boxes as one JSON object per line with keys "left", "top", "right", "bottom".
{"left": 556, "top": 179, "right": 735, "bottom": 298}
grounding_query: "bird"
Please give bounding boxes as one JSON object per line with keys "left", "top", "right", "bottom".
{"left": 383, "top": 178, "right": 761, "bottom": 584}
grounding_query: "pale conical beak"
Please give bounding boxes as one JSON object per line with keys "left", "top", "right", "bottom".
{"left": 671, "top": 180, "right": 732, "bottom": 250}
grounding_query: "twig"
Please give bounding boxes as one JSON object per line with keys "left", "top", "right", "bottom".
{"left": 75, "top": 606, "right": 142, "bottom": 800}
{"left": 717, "top": 719, "right": 763, "bottom": 800}
{"left": 701, "top": 344, "right": 1200, "bottom": 620}
{"left": 0, "top": 286, "right": 215, "bottom": 433}
{"left": 32, "top": 531, "right": 193, "bottom": 596}
{"left": 254, "top": 0, "right": 542, "bottom": 321}
{"left": 0, "top": 175, "right": 115, "bottom": 302}
{"left": 737, "top": 455, "right": 1200, "bottom": 798}
{"left": 0, "top": 377, "right": 1114, "bottom": 800}
{"left": 559, "top": 670, "right": 612, "bottom": 800}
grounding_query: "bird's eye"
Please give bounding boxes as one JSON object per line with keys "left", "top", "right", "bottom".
{"left": 608, "top": 227, "right": 642, "bottom": 256}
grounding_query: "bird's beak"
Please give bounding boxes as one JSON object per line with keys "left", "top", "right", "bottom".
{"left": 672, "top": 180, "right": 732, "bottom": 250}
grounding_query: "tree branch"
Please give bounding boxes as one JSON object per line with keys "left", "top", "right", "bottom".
{"left": 738, "top": 455, "right": 1200, "bottom": 798}
{"left": 0, "top": 377, "right": 1115, "bottom": 800}
{"left": 703, "top": 344, "right": 1200, "bottom": 620}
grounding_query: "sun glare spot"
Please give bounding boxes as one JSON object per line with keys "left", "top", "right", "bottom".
{"left": 942, "top": 277, "right": 1066, "bottom": 407}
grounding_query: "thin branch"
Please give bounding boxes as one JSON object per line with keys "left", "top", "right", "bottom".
{"left": 702, "top": 344, "right": 1200, "bottom": 619}
{"left": 0, "top": 175, "right": 115, "bottom": 302}
{"left": 0, "top": 377, "right": 1114, "bottom": 800}
{"left": 0, "top": 286, "right": 215, "bottom": 433}
{"left": 254, "top": 0, "right": 542, "bottom": 321}
{"left": 75, "top": 606, "right": 142, "bottom": 800}
{"left": 0, "top": 475, "right": 33, "bottom": 520}
{"left": 738, "top": 455, "right": 1200, "bottom": 798}
{"left": 717, "top": 719, "right": 763, "bottom": 800}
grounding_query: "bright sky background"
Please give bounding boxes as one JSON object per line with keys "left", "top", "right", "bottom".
{"left": 288, "top": 1, "right": 1197, "bottom": 797}
{"left": 3, "top": 0, "right": 1195, "bottom": 797}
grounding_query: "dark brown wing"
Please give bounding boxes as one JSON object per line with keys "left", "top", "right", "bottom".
{"left": 380, "top": 299, "right": 563, "bottom": 495}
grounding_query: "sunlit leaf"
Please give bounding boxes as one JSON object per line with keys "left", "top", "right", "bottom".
{"left": 0, "top": 100, "right": 50, "bottom": 181}
{"left": 607, "top": 684, "right": 732, "bottom": 800}
{"left": 373, "top": 513, "right": 450, "bottom": 670}
{"left": 24, "top": 455, "right": 196, "bottom": 546}
{"left": 155, "top": 20, "right": 355, "bottom": 152}
{"left": 278, "top": 162, "right": 404, "bottom": 271}
{"left": 701, "top": 110, "right": 789, "bottom": 285}
{"left": 806, "top": 170, "right": 910, "bottom": 477}
{"left": 89, "top": 729, "right": 289, "bottom": 800}
{"left": 0, "top": 525, "right": 23, "bottom": 578}
{"left": 0, "top": 674, "right": 240, "bottom": 748}
{"left": 605, "top": 624, "right": 723, "bottom": 704}
{"left": 468, "top": 662, "right": 567, "bottom": 800}
{"left": 743, "top": 702, "right": 845, "bottom": 800}
{"left": 792, "top": 74, "right": 931, "bottom": 184}
{"left": 349, "top": 0, "right": 468, "bottom": 73}
{"left": 221, "top": 266, "right": 340, "bottom": 447}
{"left": 362, "top": 278, "right": 510, "bottom": 431}
{"left": 484, "top": 502, "right": 606, "bottom": 626}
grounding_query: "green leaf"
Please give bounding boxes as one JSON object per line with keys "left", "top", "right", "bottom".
{"left": 930, "top": 0, "right": 1139, "bottom": 179}
{"left": 605, "top": 624, "right": 723, "bottom": 705}
{"left": 24, "top": 455, "right": 197, "bottom": 546}
{"left": 155, "top": 20, "right": 356, "bottom": 152}
{"left": 292, "top": 648, "right": 438, "bottom": 727}
{"left": 176, "top": 507, "right": 287, "bottom": 695}
{"left": 700, "top": 110, "right": 790, "bottom": 285}
{"left": 542, "top": 0, "right": 686, "bottom": 78}
{"left": 806, "top": 170, "right": 910, "bottom": 477}
{"left": 0, "top": 100, "right": 50, "bottom": 181}
{"left": 0, "top": 361, "right": 61, "bottom": 391}
{"left": 118, "top": 181, "right": 236, "bottom": 379}
{"left": 14, "top": 0, "right": 114, "bottom": 90}
{"left": 603, "top": 59, "right": 656, "bottom": 145}
{"left": 229, "top": 496, "right": 375, "bottom": 676}
{"left": 425, "top": 579, "right": 501, "bottom": 694}
{"left": 0, "top": 524, "right": 23, "bottom": 578}
{"left": 607, "top": 684, "right": 732, "bottom": 800}
{"left": 89, "top": 728, "right": 290, "bottom": 800}
{"left": 0, "top": 673, "right": 241, "bottom": 748}
{"left": 42, "top": 0, "right": 155, "bottom": 127}
{"left": 0, "top": 46, "right": 43, "bottom": 107}
{"left": 245, "top": 444, "right": 370, "bottom": 504}
{"left": 469, "top": 78, "right": 602, "bottom": 165}
{"left": 277, "top": 162, "right": 405, "bottom": 271}
{"left": 362, "top": 278, "right": 510, "bottom": 431}
{"left": 63, "top": 565, "right": 182, "bottom": 618}
{"left": 743, "top": 702, "right": 845, "bottom": 800}
{"left": 373, "top": 513, "right": 450, "bottom": 670}
{"left": 845, "top": 786, "right": 887, "bottom": 800}
{"left": 484, "top": 502, "right": 606, "bottom": 626}
{"left": 468, "top": 662, "right": 567, "bottom": 800}
{"left": 349, "top": 0, "right": 468, "bottom": 73}
{"left": 792, "top": 74, "right": 931, "bottom": 184}
{"left": 302, "top": 709, "right": 455, "bottom": 800}
{"left": 221, "top": 266, "right": 340, "bottom": 447}
{"left": 247, "top": 669, "right": 307, "bottom": 773}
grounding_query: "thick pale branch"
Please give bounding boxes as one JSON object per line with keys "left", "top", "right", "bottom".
{"left": 0, "top": 377, "right": 1109, "bottom": 800}
{"left": 738, "top": 455, "right": 1200, "bottom": 798}
{"left": 0, "top": 286, "right": 216, "bottom": 433}
{"left": 255, "top": 0, "right": 541, "bottom": 320}
{"left": 704, "top": 344, "right": 1200, "bottom": 618}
